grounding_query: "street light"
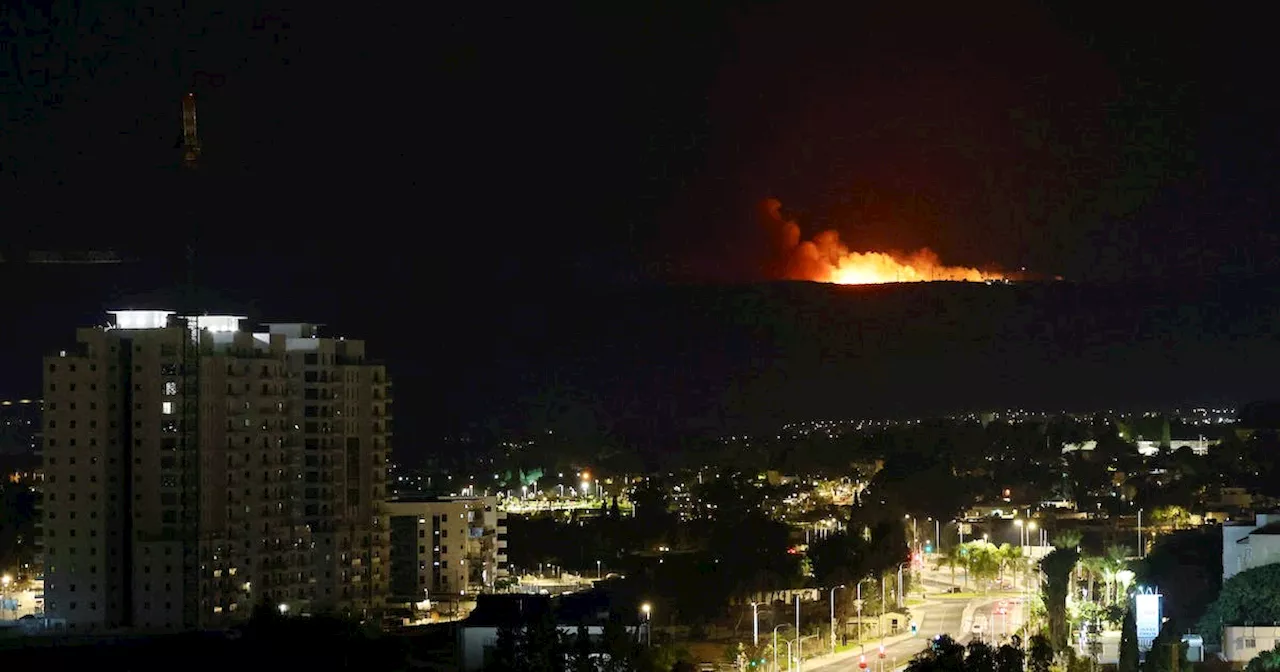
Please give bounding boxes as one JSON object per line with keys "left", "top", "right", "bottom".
{"left": 855, "top": 577, "right": 873, "bottom": 654}
{"left": 641, "top": 602, "right": 652, "bottom": 647}
{"left": 774, "top": 624, "right": 793, "bottom": 672}
{"left": 797, "top": 633, "right": 818, "bottom": 672}
{"left": 752, "top": 601, "right": 761, "bottom": 647}
{"left": 1137, "top": 508, "right": 1144, "bottom": 559}
{"left": 829, "top": 585, "right": 846, "bottom": 655}
{"left": 896, "top": 563, "right": 908, "bottom": 609}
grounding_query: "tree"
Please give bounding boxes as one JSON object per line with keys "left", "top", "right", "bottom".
{"left": 524, "top": 610, "right": 567, "bottom": 672}
{"left": 1140, "top": 527, "right": 1221, "bottom": 629}
{"left": 487, "top": 622, "right": 522, "bottom": 672}
{"left": 1040, "top": 547, "right": 1080, "bottom": 650}
{"left": 937, "top": 543, "right": 965, "bottom": 588}
{"left": 966, "top": 542, "right": 1002, "bottom": 589}
{"left": 1118, "top": 604, "right": 1139, "bottom": 672}
{"left": 1052, "top": 530, "right": 1082, "bottom": 550}
{"left": 966, "top": 640, "right": 997, "bottom": 672}
{"left": 809, "top": 531, "right": 868, "bottom": 589}
{"left": 570, "top": 624, "right": 598, "bottom": 672}
{"left": 1197, "top": 564, "right": 1280, "bottom": 645}
{"left": 1141, "top": 627, "right": 1187, "bottom": 672}
{"left": 995, "top": 640, "right": 1025, "bottom": 672}
{"left": 1080, "top": 556, "right": 1106, "bottom": 605}
{"left": 1246, "top": 643, "right": 1280, "bottom": 672}
{"left": 1027, "top": 635, "right": 1054, "bottom": 672}
{"left": 1104, "top": 545, "right": 1131, "bottom": 606}
{"left": 906, "top": 634, "right": 966, "bottom": 672}
{"left": 600, "top": 615, "right": 638, "bottom": 672}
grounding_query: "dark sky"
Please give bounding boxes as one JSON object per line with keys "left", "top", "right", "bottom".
{"left": 3, "top": 1, "right": 1279, "bottom": 449}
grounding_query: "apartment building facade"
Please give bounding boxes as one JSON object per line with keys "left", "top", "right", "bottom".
{"left": 387, "top": 496, "right": 507, "bottom": 603}
{"left": 41, "top": 310, "right": 391, "bottom": 631}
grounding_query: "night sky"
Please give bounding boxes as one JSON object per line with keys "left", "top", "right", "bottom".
{"left": 3, "top": 1, "right": 1279, "bottom": 452}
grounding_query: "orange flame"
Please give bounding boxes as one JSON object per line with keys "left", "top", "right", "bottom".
{"left": 764, "top": 198, "right": 1003, "bottom": 284}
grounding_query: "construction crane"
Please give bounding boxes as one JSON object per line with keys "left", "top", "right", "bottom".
{"left": 182, "top": 92, "right": 201, "bottom": 169}
{"left": 4, "top": 95, "right": 201, "bottom": 265}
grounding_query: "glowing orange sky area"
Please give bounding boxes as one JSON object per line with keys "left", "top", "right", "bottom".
{"left": 764, "top": 198, "right": 1004, "bottom": 285}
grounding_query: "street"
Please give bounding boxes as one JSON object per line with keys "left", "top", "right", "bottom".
{"left": 804, "top": 564, "right": 1031, "bottom": 671}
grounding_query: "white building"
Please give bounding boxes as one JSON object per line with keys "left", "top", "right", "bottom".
{"left": 1223, "top": 513, "right": 1280, "bottom": 583}
{"left": 386, "top": 496, "right": 507, "bottom": 602}
{"left": 41, "top": 310, "right": 391, "bottom": 631}
{"left": 1222, "top": 626, "right": 1280, "bottom": 664}
{"left": 1135, "top": 438, "right": 1216, "bottom": 456}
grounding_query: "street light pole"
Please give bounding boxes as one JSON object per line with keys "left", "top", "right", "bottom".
{"left": 896, "top": 564, "right": 907, "bottom": 609}
{"left": 641, "top": 603, "right": 652, "bottom": 647}
{"left": 830, "top": 585, "right": 846, "bottom": 655}
{"left": 1137, "top": 508, "right": 1144, "bottom": 559}
{"left": 797, "top": 634, "right": 818, "bottom": 672}
{"left": 856, "top": 580, "right": 868, "bottom": 654}
{"left": 880, "top": 575, "right": 886, "bottom": 644}
{"left": 774, "top": 624, "right": 792, "bottom": 672}
{"left": 752, "top": 602, "right": 760, "bottom": 647}
{"left": 795, "top": 594, "right": 801, "bottom": 642}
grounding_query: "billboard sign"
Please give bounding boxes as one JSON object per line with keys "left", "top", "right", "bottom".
{"left": 1135, "top": 592, "right": 1162, "bottom": 650}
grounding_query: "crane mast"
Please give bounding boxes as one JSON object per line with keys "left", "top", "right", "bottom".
{"left": 182, "top": 92, "right": 201, "bottom": 169}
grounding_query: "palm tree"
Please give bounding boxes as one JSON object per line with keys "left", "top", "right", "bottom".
{"left": 1104, "top": 545, "right": 1131, "bottom": 605}
{"left": 970, "top": 543, "right": 1001, "bottom": 590}
{"left": 995, "top": 543, "right": 1015, "bottom": 582}
{"left": 937, "top": 544, "right": 965, "bottom": 587}
{"left": 1080, "top": 556, "right": 1107, "bottom": 605}
{"left": 1052, "top": 530, "right": 1082, "bottom": 550}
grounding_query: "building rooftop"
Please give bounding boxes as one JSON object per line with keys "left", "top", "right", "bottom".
{"left": 464, "top": 590, "right": 634, "bottom": 628}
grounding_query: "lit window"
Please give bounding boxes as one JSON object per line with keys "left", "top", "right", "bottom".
{"left": 164, "top": 382, "right": 177, "bottom": 396}
{"left": 162, "top": 402, "right": 174, "bottom": 415}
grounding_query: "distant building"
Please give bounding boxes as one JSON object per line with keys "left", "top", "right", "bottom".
{"left": 41, "top": 310, "right": 391, "bottom": 631}
{"left": 1136, "top": 438, "right": 1216, "bottom": 456}
{"left": 458, "top": 592, "right": 640, "bottom": 671}
{"left": 1222, "top": 513, "right": 1280, "bottom": 582}
{"left": 386, "top": 496, "right": 507, "bottom": 602}
{"left": 1063, "top": 438, "right": 1217, "bottom": 456}
{"left": 0, "top": 398, "right": 40, "bottom": 456}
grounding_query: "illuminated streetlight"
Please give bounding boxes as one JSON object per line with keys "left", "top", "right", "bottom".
{"left": 829, "top": 585, "right": 846, "bottom": 655}
{"left": 640, "top": 602, "right": 652, "bottom": 646}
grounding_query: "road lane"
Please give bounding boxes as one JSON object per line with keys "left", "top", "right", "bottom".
{"left": 807, "top": 599, "right": 967, "bottom": 671}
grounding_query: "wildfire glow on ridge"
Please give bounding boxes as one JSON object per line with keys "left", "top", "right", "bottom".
{"left": 764, "top": 198, "right": 1005, "bottom": 285}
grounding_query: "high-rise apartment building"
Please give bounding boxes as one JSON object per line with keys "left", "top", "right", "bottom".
{"left": 40, "top": 310, "right": 391, "bottom": 631}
